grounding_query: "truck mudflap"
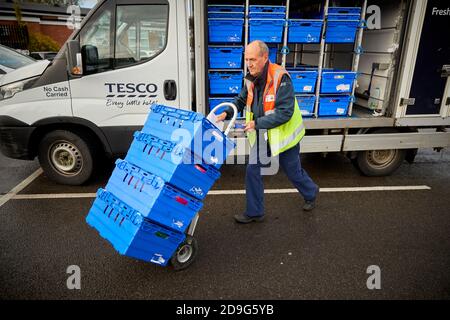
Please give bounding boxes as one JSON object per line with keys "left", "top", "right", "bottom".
{"left": 0, "top": 116, "right": 35, "bottom": 160}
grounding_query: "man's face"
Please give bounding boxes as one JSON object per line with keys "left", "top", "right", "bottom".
{"left": 245, "top": 43, "right": 268, "bottom": 77}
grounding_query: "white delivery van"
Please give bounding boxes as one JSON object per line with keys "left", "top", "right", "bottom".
{"left": 0, "top": 0, "right": 449, "bottom": 185}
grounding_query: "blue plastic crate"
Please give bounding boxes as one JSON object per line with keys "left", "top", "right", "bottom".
{"left": 125, "top": 131, "right": 221, "bottom": 199}
{"left": 321, "top": 71, "right": 357, "bottom": 94}
{"left": 208, "top": 12, "right": 245, "bottom": 19}
{"left": 208, "top": 5, "right": 244, "bottom": 13}
{"left": 249, "top": 5, "right": 286, "bottom": 15}
{"left": 328, "top": 7, "right": 361, "bottom": 16}
{"left": 249, "top": 12, "right": 286, "bottom": 19}
{"left": 269, "top": 46, "right": 278, "bottom": 62}
{"left": 327, "top": 14, "right": 361, "bottom": 20}
{"left": 319, "top": 95, "right": 351, "bottom": 116}
{"left": 289, "top": 70, "right": 318, "bottom": 94}
{"left": 208, "top": 46, "right": 243, "bottom": 69}
{"left": 142, "top": 105, "right": 236, "bottom": 167}
{"left": 86, "top": 189, "right": 185, "bottom": 266}
{"left": 249, "top": 19, "right": 285, "bottom": 43}
{"left": 105, "top": 159, "right": 202, "bottom": 232}
{"left": 325, "top": 19, "right": 359, "bottom": 43}
{"left": 209, "top": 71, "right": 243, "bottom": 95}
{"left": 296, "top": 95, "right": 316, "bottom": 117}
{"left": 288, "top": 19, "right": 323, "bottom": 43}
{"left": 208, "top": 18, "right": 244, "bottom": 43}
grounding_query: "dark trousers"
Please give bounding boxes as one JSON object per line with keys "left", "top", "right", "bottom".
{"left": 245, "top": 133, "right": 318, "bottom": 217}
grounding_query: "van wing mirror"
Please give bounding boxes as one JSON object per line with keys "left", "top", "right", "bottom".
{"left": 66, "top": 40, "right": 83, "bottom": 76}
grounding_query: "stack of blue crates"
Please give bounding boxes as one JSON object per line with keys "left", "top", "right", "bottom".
{"left": 249, "top": 5, "right": 286, "bottom": 43}
{"left": 86, "top": 104, "right": 236, "bottom": 266}
{"left": 289, "top": 67, "right": 318, "bottom": 118}
{"left": 207, "top": 5, "right": 244, "bottom": 119}
{"left": 325, "top": 7, "right": 361, "bottom": 43}
{"left": 287, "top": 66, "right": 356, "bottom": 117}
{"left": 319, "top": 69, "right": 358, "bottom": 117}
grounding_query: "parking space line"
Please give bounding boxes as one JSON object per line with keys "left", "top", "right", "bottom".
{"left": 9, "top": 185, "right": 431, "bottom": 200}
{"left": 0, "top": 168, "right": 43, "bottom": 208}
{"left": 13, "top": 193, "right": 97, "bottom": 200}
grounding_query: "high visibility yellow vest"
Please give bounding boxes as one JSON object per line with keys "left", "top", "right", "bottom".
{"left": 245, "top": 63, "right": 306, "bottom": 157}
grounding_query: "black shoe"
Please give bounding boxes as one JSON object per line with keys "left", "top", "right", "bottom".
{"left": 303, "top": 200, "right": 316, "bottom": 212}
{"left": 234, "top": 213, "right": 265, "bottom": 224}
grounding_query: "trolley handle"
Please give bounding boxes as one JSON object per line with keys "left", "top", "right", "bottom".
{"left": 207, "top": 102, "right": 238, "bottom": 137}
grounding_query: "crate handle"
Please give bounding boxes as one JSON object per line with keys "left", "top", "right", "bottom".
{"left": 300, "top": 22, "right": 312, "bottom": 26}
{"left": 220, "top": 49, "right": 232, "bottom": 53}
{"left": 175, "top": 196, "right": 188, "bottom": 206}
{"left": 195, "top": 164, "right": 207, "bottom": 173}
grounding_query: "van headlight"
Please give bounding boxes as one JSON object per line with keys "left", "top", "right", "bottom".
{"left": 0, "top": 76, "right": 39, "bottom": 101}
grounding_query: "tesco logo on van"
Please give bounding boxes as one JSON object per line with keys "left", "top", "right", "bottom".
{"left": 105, "top": 83, "right": 158, "bottom": 98}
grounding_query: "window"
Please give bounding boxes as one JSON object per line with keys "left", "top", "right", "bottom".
{"left": 0, "top": 45, "right": 35, "bottom": 69}
{"left": 80, "top": 3, "right": 113, "bottom": 74}
{"left": 114, "top": 4, "right": 168, "bottom": 68}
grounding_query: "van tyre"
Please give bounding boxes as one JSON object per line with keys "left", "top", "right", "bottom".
{"left": 170, "top": 236, "right": 198, "bottom": 271}
{"left": 353, "top": 129, "right": 406, "bottom": 177}
{"left": 38, "top": 130, "right": 97, "bottom": 185}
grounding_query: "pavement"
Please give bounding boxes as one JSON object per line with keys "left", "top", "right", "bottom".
{"left": 0, "top": 149, "right": 449, "bottom": 300}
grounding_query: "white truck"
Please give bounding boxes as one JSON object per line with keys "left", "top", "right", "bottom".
{"left": 0, "top": 0, "right": 449, "bottom": 185}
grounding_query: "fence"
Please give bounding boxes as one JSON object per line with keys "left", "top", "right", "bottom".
{"left": 0, "top": 24, "right": 29, "bottom": 49}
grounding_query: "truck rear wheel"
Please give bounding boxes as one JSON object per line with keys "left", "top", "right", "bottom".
{"left": 38, "top": 130, "right": 96, "bottom": 185}
{"left": 355, "top": 148, "right": 406, "bottom": 177}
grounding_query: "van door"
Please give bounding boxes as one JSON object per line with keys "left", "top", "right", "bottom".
{"left": 406, "top": 0, "right": 450, "bottom": 115}
{"left": 69, "top": 0, "right": 179, "bottom": 154}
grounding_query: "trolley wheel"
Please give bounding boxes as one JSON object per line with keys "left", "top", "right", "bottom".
{"left": 170, "top": 236, "right": 198, "bottom": 271}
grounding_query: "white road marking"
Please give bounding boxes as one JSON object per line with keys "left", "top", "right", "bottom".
{"left": 12, "top": 193, "right": 97, "bottom": 200}
{"left": 8, "top": 185, "right": 431, "bottom": 200}
{"left": 0, "top": 168, "right": 43, "bottom": 208}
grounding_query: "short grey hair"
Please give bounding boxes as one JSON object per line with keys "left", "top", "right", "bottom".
{"left": 250, "top": 40, "right": 269, "bottom": 57}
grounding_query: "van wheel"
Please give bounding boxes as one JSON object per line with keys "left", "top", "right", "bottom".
{"left": 38, "top": 130, "right": 96, "bottom": 185}
{"left": 353, "top": 129, "right": 406, "bottom": 177}
{"left": 355, "top": 149, "right": 406, "bottom": 177}
{"left": 170, "top": 236, "right": 198, "bottom": 271}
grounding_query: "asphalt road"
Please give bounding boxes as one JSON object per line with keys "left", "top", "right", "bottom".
{"left": 0, "top": 149, "right": 449, "bottom": 300}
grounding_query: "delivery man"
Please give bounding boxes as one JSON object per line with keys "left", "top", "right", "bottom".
{"left": 216, "top": 40, "right": 319, "bottom": 224}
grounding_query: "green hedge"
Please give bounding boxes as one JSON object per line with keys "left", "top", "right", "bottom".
{"left": 28, "top": 32, "right": 60, "bottom": 52}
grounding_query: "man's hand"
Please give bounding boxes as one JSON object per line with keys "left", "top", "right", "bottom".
{"left": 244, "top": 121, "right": 255, "bottom": 132}
{"left": 215, "top": 112, "right": 227, "bottom": 123}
